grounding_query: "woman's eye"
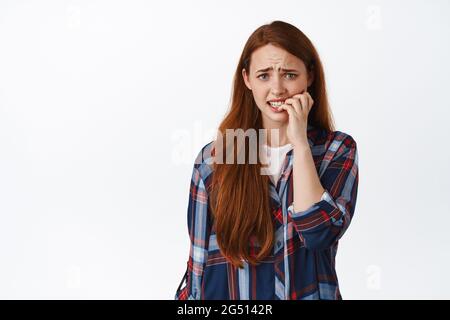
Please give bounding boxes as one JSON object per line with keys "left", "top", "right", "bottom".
{"left": 257, "top": 74, "right": 268, "bottom": 80}
{"left": 285, "top": 73, "right": 297, "bottom": 79}
{"left": 257, "top": 73, "right": 297, "bottom": 80}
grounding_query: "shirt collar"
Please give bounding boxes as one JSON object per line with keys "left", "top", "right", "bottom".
{"left": 269, "top": 124, "right": 317, "bottom": 196}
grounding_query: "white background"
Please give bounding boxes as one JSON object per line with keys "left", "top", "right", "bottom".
{"left": 0, "top": 0, "right": 449, "bottom": 299}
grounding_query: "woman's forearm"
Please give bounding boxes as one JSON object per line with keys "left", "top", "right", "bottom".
{"left": 292, "top": 145, "right": 325, "bottom": 212}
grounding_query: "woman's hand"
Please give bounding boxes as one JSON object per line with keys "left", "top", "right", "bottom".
{"left": 279, "top": 91, "right": 314, "bottom": 148}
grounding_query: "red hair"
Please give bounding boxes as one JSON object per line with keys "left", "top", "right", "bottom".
{"left": 209, "top": 20, "right": 335, "bottom": 268}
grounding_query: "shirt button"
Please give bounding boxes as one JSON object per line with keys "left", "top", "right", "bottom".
{"left": 277, "top": 241, "right": 282, "bottom": 248}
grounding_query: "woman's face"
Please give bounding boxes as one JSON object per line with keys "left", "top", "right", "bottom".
{"left": 242, "top": 43, "right": 313, "bottom": 127}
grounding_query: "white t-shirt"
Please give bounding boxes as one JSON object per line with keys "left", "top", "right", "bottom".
{"left": 261, "top": 143, "right": 294, "bottom": 185}
{"left": 261, "top": 143, "right": 327, "bottom": 202}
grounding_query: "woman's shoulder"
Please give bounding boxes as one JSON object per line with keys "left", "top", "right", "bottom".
{"left": 310, "top": 125, "right": 357, "bottom": 149}
{"left": 315, "top": 128, "right": 358, "bottom": 163}
{"left": 193, "top": 140, "right": 215, "bottom": 165}
{"left": 192, "top": 140, "right": 216, "bottom": 181}
{"left": 327, "top": 129, "right": 357, "bottom": 149}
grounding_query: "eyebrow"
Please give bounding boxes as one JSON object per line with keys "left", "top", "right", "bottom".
{"left": 255, "top": 67, "right": 299, "bottom": 73}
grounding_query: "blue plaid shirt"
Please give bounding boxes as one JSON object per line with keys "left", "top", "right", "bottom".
{"left": 175, "top": 125, "right": 359, "bottom": 300}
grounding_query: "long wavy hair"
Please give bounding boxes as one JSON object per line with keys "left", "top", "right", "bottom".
{"left": 209, "top": 20, "right": 335, "bottom": 268}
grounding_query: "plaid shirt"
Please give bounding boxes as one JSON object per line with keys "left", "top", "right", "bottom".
{"left": 175, "top": 124, "right": 359, "bottom": 300}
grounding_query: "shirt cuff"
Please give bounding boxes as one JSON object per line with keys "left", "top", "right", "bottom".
{"left": 287, "top": 189, "right": 343, "bottom": 230}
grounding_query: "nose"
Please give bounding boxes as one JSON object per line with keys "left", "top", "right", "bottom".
{"left": 270, "top": 75, "right": 287, "bottom": 97}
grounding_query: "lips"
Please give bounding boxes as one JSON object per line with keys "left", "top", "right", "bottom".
{"left": 266, "top": 97, "right": 289, "bottom": 113}
{"left": 267, "top": 98, "right": 287, "bottom": 103}
{"left": 267, "top": 102, "right": 285, "bottom": 113}
{"left": 267, "top": 101, "right": 284, "bottom": 107}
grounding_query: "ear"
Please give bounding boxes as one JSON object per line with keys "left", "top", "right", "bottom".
{"left": 242, "top": 68, "right": 252, "bottom": 90}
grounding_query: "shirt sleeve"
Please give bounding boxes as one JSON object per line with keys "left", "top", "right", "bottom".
{"left": 287, "top": 135, "right": 359, "bottom": 251}
{"left": 175, "top": 166, "right": 211, "bottom": 300}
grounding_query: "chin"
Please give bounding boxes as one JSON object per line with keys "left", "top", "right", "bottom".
{"left": 271, "top": 114, "right": 289, "bottom": 122}
{"left": 266, "top": 111, "right": 288, "bottom": 122}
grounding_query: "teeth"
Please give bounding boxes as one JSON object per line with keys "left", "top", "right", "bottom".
{"left": 269, "top": 101, "right": 283, "bottom": 107}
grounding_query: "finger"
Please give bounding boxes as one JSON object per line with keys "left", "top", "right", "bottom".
{"left": 291, "top": 93, "right": 309, "bottom": 112}
{"left": 305, "top": 92, "right": 314, "bottom": 111}
{"left": 294, "top": 92, "right": 311, "bottom": 113}
{"left": 284, "top": 98, "right": 302, "bottom": 114}
{"left": 279, "top": 103, "right": 296, "bottom": 117}
{"left": 292, "top": 93, "right": 303, "bottom": 100}
{"left": 298, "top": 95, "right": 309, "bottom": 113}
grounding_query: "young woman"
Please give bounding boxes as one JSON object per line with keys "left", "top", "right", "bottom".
{"left": 175, "top": 20, "right": 359, "bottom": 300}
